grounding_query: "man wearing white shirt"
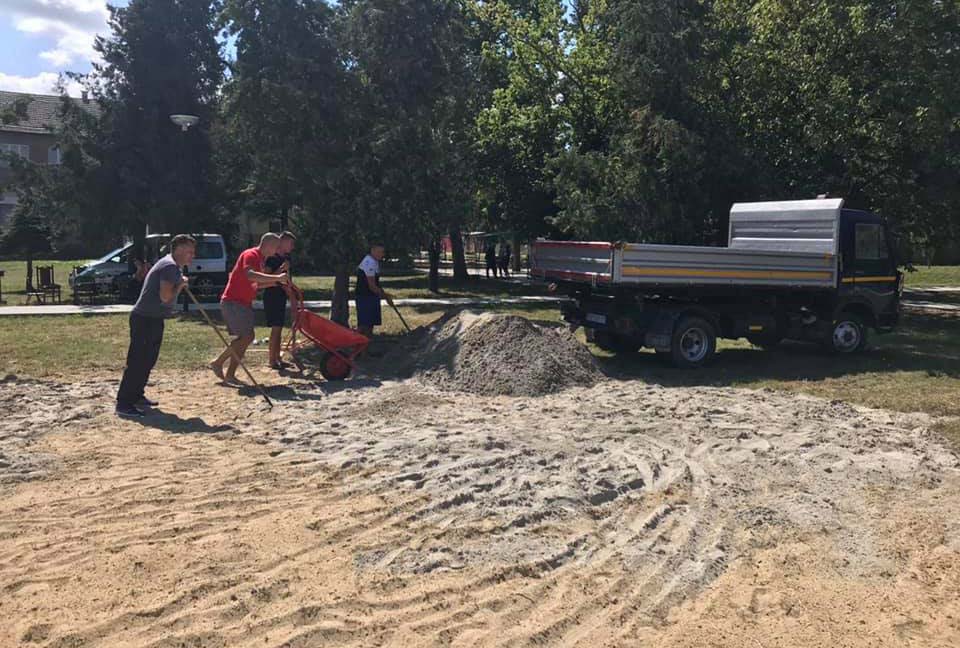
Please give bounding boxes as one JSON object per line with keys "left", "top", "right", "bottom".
{"left": 355, "top": 244, "right": 392, "bottom": 337}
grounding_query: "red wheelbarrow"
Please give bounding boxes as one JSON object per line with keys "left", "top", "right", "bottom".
{"left": 282, "top": 284, "right": 370, "bottom": 380}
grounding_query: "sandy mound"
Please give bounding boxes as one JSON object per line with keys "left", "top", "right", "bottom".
{"left": 388, "top": 311, "right": 601, "bottom": 396}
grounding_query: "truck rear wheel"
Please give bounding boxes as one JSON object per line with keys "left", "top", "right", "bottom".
{"left": 671, "top": 317, "right": 717, "bottom": 369}
{"left": 828, "top": 315, "right": 867, "bottom": 354}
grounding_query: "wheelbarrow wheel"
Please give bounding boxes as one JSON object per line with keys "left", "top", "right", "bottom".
{"left": 320, "top": 351, "right": 352, "bottom": 381}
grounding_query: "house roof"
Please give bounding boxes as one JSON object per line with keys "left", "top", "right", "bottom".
{"left": 0, "top": 90, "right": 98, "bottom": 135}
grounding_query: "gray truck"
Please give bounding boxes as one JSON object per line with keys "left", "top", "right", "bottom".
{"left": 531, "top": 199, "right": 902, "bottom": 368}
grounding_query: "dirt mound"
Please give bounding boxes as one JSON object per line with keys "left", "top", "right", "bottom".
{"left": 394, "top": 311, "right": 601, "bottom": 396}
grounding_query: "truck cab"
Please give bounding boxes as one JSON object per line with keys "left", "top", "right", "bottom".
{"left": 534, "top": 198, "right": 902, "bottom": 368}
{"left": 838, "top": 209, "right": 901, "bottom": 331}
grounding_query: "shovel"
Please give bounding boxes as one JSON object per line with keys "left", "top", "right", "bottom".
{"left": 386, "top": 295, "right": 412, "bottom": 333}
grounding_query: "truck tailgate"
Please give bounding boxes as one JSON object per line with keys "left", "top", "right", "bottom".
{"left": 531, "top": 241, "right": 613, "bottom": 285}
{"left": 616, "top": 244, "right": 836, "bottom": 288}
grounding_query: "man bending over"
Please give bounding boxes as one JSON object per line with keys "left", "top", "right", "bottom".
{"left": 210, "top": 232, "right": 288, "bottom": 383}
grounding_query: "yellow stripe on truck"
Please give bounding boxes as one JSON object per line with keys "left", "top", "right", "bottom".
{"left": 840, "top": 276, "right": 898, "bottom": 284}
{"left": 620, "top": 267, "right": 833, "bottom": 281}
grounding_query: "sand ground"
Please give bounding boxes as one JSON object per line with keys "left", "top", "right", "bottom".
{"left": 1, "top": 368, "right": 959, "bottom": 647}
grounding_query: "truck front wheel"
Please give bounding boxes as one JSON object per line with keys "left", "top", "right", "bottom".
{"left": 671, "top": 317, "right": 717, "bottom": 369}
{"left": 828, "top": 315, "right": 868, "bottom": 354}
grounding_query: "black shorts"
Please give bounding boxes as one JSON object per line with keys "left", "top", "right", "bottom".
{"left": 356, "top": 295, "right": 382, "bottom": 327}
{"left": 263, "top": 290, "right": 287, "bottom": 327}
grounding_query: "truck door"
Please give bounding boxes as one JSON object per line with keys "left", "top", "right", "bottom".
{"left": 839, "top": 212, "right": 899, "bottom": 324}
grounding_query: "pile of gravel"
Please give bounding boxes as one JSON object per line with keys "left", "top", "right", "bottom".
{"left": 395, "top": 311, "right": 602, "bottom": 396}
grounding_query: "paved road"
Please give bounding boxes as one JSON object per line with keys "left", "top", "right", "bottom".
{"left": 0, "top": 288, "right": 956, "bottom": 317}
{"left": 0, "top": 295, "right": 566, "bottom": 317}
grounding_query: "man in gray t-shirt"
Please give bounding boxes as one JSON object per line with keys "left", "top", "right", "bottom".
{"left": 133, "top": 255, "right": 183, "bottom": 318}
{"left": 116, "top": 235, "right": 195, "bottom": 418}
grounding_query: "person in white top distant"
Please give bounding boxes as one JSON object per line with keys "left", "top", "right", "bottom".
{"left": 355, "top": 244, "right": 393, "bottom": 337}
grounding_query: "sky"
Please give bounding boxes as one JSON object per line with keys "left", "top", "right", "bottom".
{"left": 0, "top": 0, "right": 568, "bottom": 98}
{"left": 0, "top": 0, "right": 126, "bottom": 96}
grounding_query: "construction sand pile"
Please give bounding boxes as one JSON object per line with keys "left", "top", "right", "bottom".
{"left": 388, "top": 311, "right": 602, "bottom": 396}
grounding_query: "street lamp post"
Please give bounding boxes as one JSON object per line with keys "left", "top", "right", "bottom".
{"left": 170, "top": 113, "right": 199, "bottom": 310}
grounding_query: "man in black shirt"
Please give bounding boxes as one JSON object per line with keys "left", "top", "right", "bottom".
{"left": 356, "top": 244, "right": 392, "bottom": 337}
{"left": 264, "top": 231, "right": 296, "bottom": 370}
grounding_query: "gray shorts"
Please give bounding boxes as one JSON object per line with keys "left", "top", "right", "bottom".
{"left": 221, "top": 300, "right": 255, "bottom": 338}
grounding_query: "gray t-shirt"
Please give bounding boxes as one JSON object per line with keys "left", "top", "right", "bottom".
{"left": 132, "top": 254, "right": 183, "bottom": 318}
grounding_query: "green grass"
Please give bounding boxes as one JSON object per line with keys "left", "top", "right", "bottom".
{"left": 592, "top": 312, "right": 960, "bottom": 423}
{"left": 0, "top": 262, "right": 547, "bottom": 306}
{"left": 0, "top": 258, "right": 956, "bottom": 306}
{"left": 1, "top": 304, "right": 957, "bottom": 447}
{"left": 0, "top": 305, "right": 954, "bottom": 416}
{"left": 0, "top": 259, "right": 89, "bottom": 304}
{"left": 294, "top": 272, "right": 547, "bottom": 301}
{"left": 904, "top": 265, "right": 960, "bottom": 288}
{"left": 0, "top": 304, "right": 559, "bottom": 376}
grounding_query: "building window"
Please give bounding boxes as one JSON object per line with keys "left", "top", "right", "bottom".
{"left": 0, "top": 143, "right": 30, "bottom": 167}
{"left": 48, "top": 145, "right": 62, "bottom": 165}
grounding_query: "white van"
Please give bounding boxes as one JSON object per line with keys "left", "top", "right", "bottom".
{"left": 69, "top": 233, "right": 228, "bottom": 298}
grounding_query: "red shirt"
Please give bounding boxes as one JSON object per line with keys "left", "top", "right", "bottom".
{"left": 221, "top": 247, "right": 264, "bottom": 306}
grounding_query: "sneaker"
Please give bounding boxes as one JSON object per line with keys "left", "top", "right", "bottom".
{"left": 137, "top": 397, "right": 158, "bottom": 408}
{"left": 116, "top": 404, "right": 145, "bottom": 419}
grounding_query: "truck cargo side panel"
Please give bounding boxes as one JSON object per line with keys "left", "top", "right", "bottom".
{"left": 531, "top": 241, "right": 613, "bottom": 284}
{"left": 615, "top": 244, "right": 837, "bottom": 289}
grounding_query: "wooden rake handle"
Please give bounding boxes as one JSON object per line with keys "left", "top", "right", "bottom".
{"left": 184, "top": 287, "right": 274, "bottom": 409}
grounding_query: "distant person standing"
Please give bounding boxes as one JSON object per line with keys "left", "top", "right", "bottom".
{"left": 264, "top": 231, "right": 297, "bottom": 370}
{"left": 209, "top": 233, "right": 289, "bottom": 383}
{"left": 485, "top": 242, "right": 498, "bottom": 278}
{"left": 499, "top": 242, "right": 512, "bottom": 278}
{"left": 356, "top": 244, "right": 393, "bottom": 337}
{"left": 116, "top": 234, "right": 195, "bottom": 419}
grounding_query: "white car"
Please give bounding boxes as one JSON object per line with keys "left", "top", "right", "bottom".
{"left": 70, "top": 233, "right": 228, "bottom": 299}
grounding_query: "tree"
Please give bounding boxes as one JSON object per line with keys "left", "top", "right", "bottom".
{"left": 72, "top": 0, "right": 225, "bottom": 259}
{"left": 548, "top": 0, "right": 737, "bottom": 244}
{"left": 712, "top": 0, "right": 960, "bottom": 255}
{"left": 220, "top": 0, "right": 345, "bottom": 234}
{"left": 473, "top": 0, "right": 565, "bottom": 251}
{"left": 327, "top": 0, "right": 478, "bottom": 315}
{"left": 0, "top": 156, "right": 56, "bottom": 291}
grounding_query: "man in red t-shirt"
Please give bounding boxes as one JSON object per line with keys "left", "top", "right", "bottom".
{"left": 209, "top": 232, "right": 289, "bottom": 383}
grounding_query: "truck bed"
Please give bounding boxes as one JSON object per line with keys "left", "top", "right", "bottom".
{"left": 530, "top": 199, "right": 843, "bottom": 291}
{"left": 532, "top": 242, "right": 836, "bottom": 289}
